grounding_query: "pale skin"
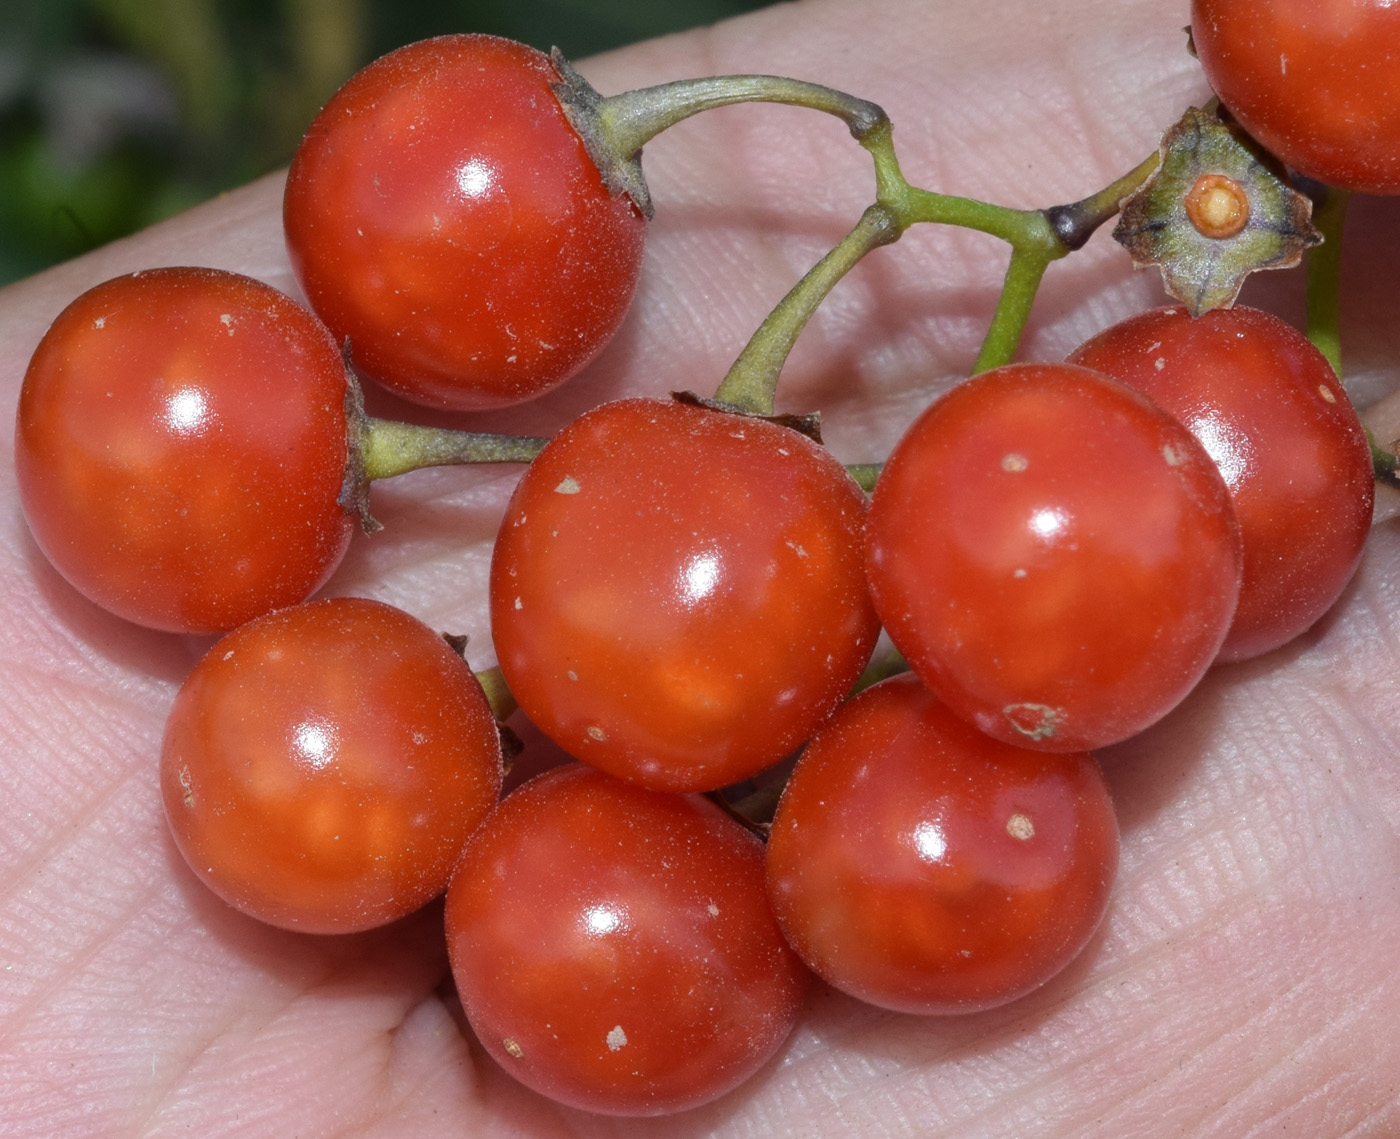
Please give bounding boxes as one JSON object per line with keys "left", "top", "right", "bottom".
{"left": 3, "top": 0, "right": 1400, "bottom": 1134}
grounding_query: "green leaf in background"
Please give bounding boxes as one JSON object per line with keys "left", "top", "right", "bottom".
{"left": 0, "top": 0, "right": 768, "bottom": 285}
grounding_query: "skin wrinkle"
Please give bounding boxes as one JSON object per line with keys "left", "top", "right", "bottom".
{"left": 1093, "top": 957, "right": 1390, "bottom": 1138}
{"left": 1206, "top": 1007, "right": 1384, "bottom": 1137}
{"left": 140, "top": 927, "right": 460, "bottom": 1138}
{"left": 346, "top": 1001, "right": 459, "bottom": 1138}
{"left": 0, "top": 683, "right": 164, "bottom": 924}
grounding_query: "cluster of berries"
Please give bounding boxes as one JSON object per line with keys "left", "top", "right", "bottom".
{"left": 11, "top": 0, "right": 1391, "bottom": 1116}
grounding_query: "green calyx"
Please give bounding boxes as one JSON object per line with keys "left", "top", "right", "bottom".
{"left": 337, "top": 367, "right": 549, "bottom": 532}
{"left": 1114, "top": 106, "right": 1321, "bottom": 316}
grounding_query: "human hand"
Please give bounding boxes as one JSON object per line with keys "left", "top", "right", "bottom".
{"left": 3, "top": 0, "right": 1399, "bottom": 1134}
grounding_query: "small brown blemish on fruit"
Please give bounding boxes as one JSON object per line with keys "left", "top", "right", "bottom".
{"left": 1003, "top": 703, "right": 1062, "bottom": 741}
{"left": 1001, "top": 453, "right": 1029, "bottom": 472}
{"left": 606, "top": 1025, "right": 628, "bottom": 1051}
{"left": 1318, "top": 384, "right": 1337, "bottom": 404}
{"left": 178, "top": 766, "right": 195, "bottom": 810}
{"left": 586, "top": 725, "right": 607, "bottom": 742}
{"left": 502, "top": 1038, "right": 524, "bottom": 1059}
{"left": 555, "top": 476, "right": 581, "bottom": 494}
{"left": 1006, "top": 813, "right": 1035, "bottom": 841}
{"left": 1185, "top": 173, "right": 1251, "bottom": 240}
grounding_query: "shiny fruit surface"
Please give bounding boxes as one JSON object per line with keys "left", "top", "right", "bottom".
{"left": 15, "top": 266, "right": 355, "bottom": 634}
{"left": 867, "top": 363, "right": 1242, "bottom": 752}
{"left": 1069, "top": 305, "right": 1373, "bottom": 661}
{"left": 283, "top": 34, "right": 646, "bottom": 410}
{"left": 1191, "top": 0, "right": 1400, "bottom": 193}
{"left": 445, "top": 762, "right": 807, "bottom": 1116}
{"left": 161, "top": 597, "right": 502, "bottom": 933}
{"left": 767, "top": 672, "right": 1119, "bottom": 1014}
{"left": 490, "top": 397, "right": 879, "bottom": 791}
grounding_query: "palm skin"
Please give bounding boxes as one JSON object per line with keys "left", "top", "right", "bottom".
{"left": 3, "top": 0, "right": 1400, "bottom": 1135}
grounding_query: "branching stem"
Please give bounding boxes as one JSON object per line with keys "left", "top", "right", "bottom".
{"left": 708, "top": 117, "right": 1163, "bottom": 410}
{"left": 713, "top": 205, "right": 900, "bottom": 414}
{"left": 1305, "top": 184, "right": 1350, "bottom": 379}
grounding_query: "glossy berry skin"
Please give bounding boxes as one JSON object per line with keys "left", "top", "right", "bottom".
{"left": 1191, "top": 0, "right": 1400, "bottom": 193}
{"left": 867, "top": 363, "right": 1242, "bottom": 753}
{"left": 1069, "top": 306, "right": 1373, "bottom": 662}
{"left": 161, "top": 598, "right": 502, "bottom": 934}
{"left": 445, "top": 762, "right": 807, "bottom": 1116}
{"left": 283, "top": 34, "right": 646, "bottom": 410}
{"left": 15, "top": 267, "right": 354, "bottom": 634}
{"left": 490, "top": 397, "right": 879, "bottom": 792}
{"left": 766, "top": 673, "right": 1118, "bottom": 1015}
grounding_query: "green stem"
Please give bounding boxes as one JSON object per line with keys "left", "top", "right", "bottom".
{"left": 846, "top": 463, "right": 882, "bottom": 492}
{"left": 551, "top": 55, "right": 888, "bottom": 219}
{"left": 882, "top": 135, "right": 1160, "bottom": 370}
{"left": 597, "top": 74, "right": 888, "bottom": 156}
{"left": 708, "top": 121, "right": 1165, "bottom": 410}
{"left": 1044, "top": 150, "right": 1162, "bottom": 251}
{"left": 360, "top": 418, "right": 548, "bottom": 482}
{"left": 852, "top": 644, "right": 909, "bottom": 694}
{"left": 1297, "top": 188, "right": 1398, "bottom": 485}
{"left": 474, "top": 665, "right": 518, "bottom": 723}
{"left": 1305, "top": 185, "right": 1350, "bottom": 378}
{"left": 713, "top": 205, "right": 901, "bottom": 414}
{"left": 974, "top": 249, "right": 1053, "bottom": 374}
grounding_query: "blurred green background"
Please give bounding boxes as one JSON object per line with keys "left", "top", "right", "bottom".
{"left": 0, "top": 0, "right": 768, "bottom": 285}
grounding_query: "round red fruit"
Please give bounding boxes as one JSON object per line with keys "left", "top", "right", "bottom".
{"left": 489, "top": 397, "right": 879, "bottom": 792}
{"left": 283, "top": 34, "right": 646, "bottom": 410}
{"left": 1191, "top": 0, "right": 1400, "bottom": 193}
{"left": 1069, "top": 305, "right": 1373, "bottom": 662}
{"left": 445, "top": 762, "right": 808, "bottom": 1116}
{"left": 867, "top": 363, "right": 1242, "bottom": 752}
{"left": 15, "top": 267, "right": 355, "bottom": 634}
{"left": 161, "top": 597, "right": 502, "bottom": 934}
{"left": 766, "top": 672, "right": 1119, "bottom": 1014}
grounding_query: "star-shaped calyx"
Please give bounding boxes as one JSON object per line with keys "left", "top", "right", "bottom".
{"left": 1114, "top": 106, "right": 1321, "bottom": 315}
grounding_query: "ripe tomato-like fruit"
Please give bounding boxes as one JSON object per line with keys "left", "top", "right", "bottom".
{"left": 867, "top": 363, "right": 1242, "bottom": 752}
{"left": 1069, "top": 305, "right": 1373, "bottom": 662}
{"left": 283, "top": 34, "right": 646, "bottom": 410}
{"left": 15, "top": 267, "right": 355, "bottom": 634}
{"left": 1191, "top": 0, "right": 1400, "bottom": 193}
{"left": 489, "top": 397, "right": 879, "bottom": 792}
{"left": 766, "top": 672, "right": 1119, "bottom": 1015}
{"left": 161, "top": 598, "right": 502, "bottom": 934}
{"left": 444, "top": 762, "right": 808, "bottom": 1116}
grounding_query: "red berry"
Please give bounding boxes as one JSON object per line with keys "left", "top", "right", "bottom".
{"left": 867, "top": 363, "right": 1242, "bottom": 752}
{"left": 1068, "top": 305, "right": 1374, "bottom": 661}
{"left": 445, "top": 762, "right": 807, "bottom": 1116}
{"left": 161, "top": 598, "right": 502, "bottom": 934}
{"left": 1191, "top": 0, "right": 1400, "bottom": 193}
{"left": 489, "top": 397, "right": 879, "bottom": 792}
{"left": 283, "top": 34, "right": 646, "bottom": 410}
{"left": 15, "top": 267, "right": 355, "bottom": 634}
{"left": 766, "top": 672, "right": 1118, "bottom": 1014}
